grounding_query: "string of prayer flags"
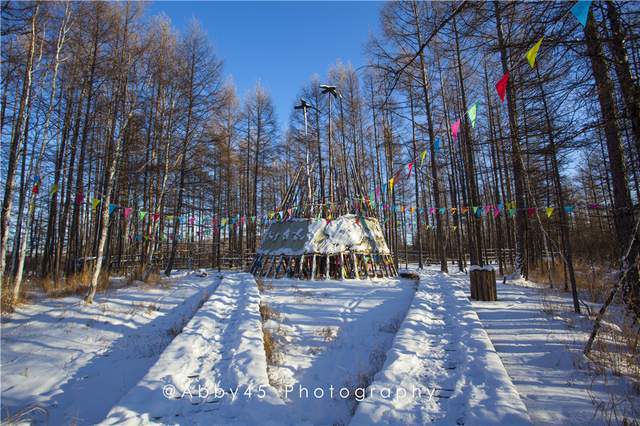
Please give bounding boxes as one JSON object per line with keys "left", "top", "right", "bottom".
{"left": 496, "top": 70, "right": 509, "bottom": 102}
{"left": 546, "top": 207, "right": 554, "bottom": 218}
{"left": 139, "top": 211, "right": 147, "bottom": 221}
{"left": 451, "top": 119, "right": 461, "bottom": 141}
{"left": 571, "top": 0, "right": 592, "bottom": 27}
{"left": 92, "top": 198, "right": 101, "bottom": 210}
{"left": 420, "top": 150, "right": 427, "bottom": 166}
{"left": 467, "top": 102, "right": 478, "bottom": 128}
{"left": 108, "top": 204, "right": 117, "bottom": 215}
{"left": 526, "top": 37, "right": 544, "bottom": 68}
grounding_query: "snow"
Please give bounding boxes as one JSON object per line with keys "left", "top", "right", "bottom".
{"left": 259, "top": 276, "right": 417, "bottom": 425}
{"left": 352, "top": 268, "right": 531, "bottom": 425}
{"left": 4, "top": 264, "right": 636, "bottom": 425}
{"left": 258, "top": 214, "right": 391, "bottom": 256}
{"left": 102, "top": 273, "right": 285, "bottom": 425}
{"left": 0, "top": 270, "right": 221, "bottom": 424}
{"left": 469, "top": 274, "right": 640, "bottom": 425}
{"left": 469, "top": 265, "right": 495, "bottom": 272}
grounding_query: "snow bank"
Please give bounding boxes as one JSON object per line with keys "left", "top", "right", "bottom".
{"left": 102, "top": 273, "right": 286, "bottom": 425}
{"left": 352, "top": 269, "right": 531, "bottom": 425}
{"left": 257, "top": 214, "right": 391, "bottom": 256}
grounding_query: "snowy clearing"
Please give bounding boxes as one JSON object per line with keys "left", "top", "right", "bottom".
{"left": 3, "top": 266, "right": 638, "bottom": 425}
{"left": 103, "top": 272, "right": 285, "bottom": 425}
{"left": 352, "top": 268, "right": 531, "bottom": 426}
{"left": 470, "top": 275, "right": 640, "bottom": 425}
{"left": 259, "top": 275, "right": 417, "bottom": 425}
{"left": 0, "top": 271, "right": 221, "bottom": 424}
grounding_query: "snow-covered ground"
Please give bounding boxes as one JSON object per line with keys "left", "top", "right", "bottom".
{"left": 1, "top": 271, "right": 221, "bottom": 424}
{"left": 103, "top": 272, "right": 285, "bottom": 425}
{"left": 352, "top": 268, "right": 531, "bottom": 425}
{"left": 3, "top": 265, "right": 637, "bottom": 425}
{"left": 468, "top": 274, "right": 640, "bottom": 425}
{"left": 259, "top": 276, "right": 417, "bottom": 425}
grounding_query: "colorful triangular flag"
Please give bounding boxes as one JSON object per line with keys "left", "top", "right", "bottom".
{"left": 526, "top": 37, "right": 544, "bottom": 68}
{"left": 571, "top": 0, "right": 592, "bottom": 27}
{"left": 467, "top": 103, "right": 478, "bottom": 128}
{"left": 451, "top": 119, "right": 461, "bottom": 140}
{"left": 496, "top": 70, "right": 509, "bottom": 102}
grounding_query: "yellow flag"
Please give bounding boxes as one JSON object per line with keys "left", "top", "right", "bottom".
{"left": 420, "top": 150, "right": 427, "bottom": 166}
{"left": 92, "top": 198, "right": 101, "bottom": 210}
{"left": 526, "top": 37, "right": 544, "bottom": 68}
{"left": 546, "top": 207, "right": 554, "bottom": 218}
{"left": 388, "top": 177, "right": 395, "bottom": 193}
{"left": 50, "top": 184, "right": 58, "bottom": 196}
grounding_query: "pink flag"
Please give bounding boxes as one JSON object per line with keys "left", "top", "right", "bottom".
{"left": 153, "top": 213, "right": 160, "bottom": 222}
{"left": 189, "top": 216, "right": 195, "bottom": 225}
{"left": 496, "top": 70, "right": 509, "bottom": 103}
{"left": 407, "top": 162, "right": 413, "bottom": 177}
{"left": 124, "top": 207, "right": 133, "bottom": 218}
{"left": 452, "top": 119, "right": 461, "bottom": 140}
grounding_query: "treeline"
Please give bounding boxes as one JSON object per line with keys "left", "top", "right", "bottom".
{"left": 1, "top": 1, "right": 639, "bottom": 317}
{"left": 284, "top": 1, "right": 639, "bottom": 316}
{"left": 1, "top": 1, "right": 282, "bottom": 305}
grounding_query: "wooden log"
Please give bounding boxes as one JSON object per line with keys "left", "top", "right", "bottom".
{"left": 352, "top": 253, "right": 360, "bottom": 280}
{"left": 311, "top": 254, "right": 317, "bottom": 279}
{"left": 325, "top": 255, "right": 330, "bottom": 280}
{"left": 469, "top": 268, "right": 497, "bottom": 301}
{"left": 298, "top": 254, "right": 305, "bottom": 279}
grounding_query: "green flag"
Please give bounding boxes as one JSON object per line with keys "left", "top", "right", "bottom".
{"left": 467, "top": 102, "right": 478, "bottom": 128}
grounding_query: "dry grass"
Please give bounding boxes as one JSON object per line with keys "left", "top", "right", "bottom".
{"left": 1, "top": 280, "right": 29, "bottom": 314}
{"left": 259, "top": 302, "right": 281, "bottom": 322}
{"left": 259, "top": 302, "right": 284, "bottom": 367}
{"left": 262, "top": 328, "right": 282, "bottom": 365}
{"left": 38, "top": 269, "right": 110, "bottom": 299}
{"left": 529, "top": 261, "right": 616, "bottom": 303}
{"left": 316, "top": 326, "right": 339, "bottom": 342}
{"left": 586, "top": 314, "right": 640, "bottom": 423}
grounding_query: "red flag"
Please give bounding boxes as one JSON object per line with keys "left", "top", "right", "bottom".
{"left": 153, "top": 213, "right": 160, "bottom": 222}
{"left": 496, "top": 70, "right": 509, "bottom": 103}
{"left": 407, "top": 162, "right": 413, "bottom": 178}
{"left": 451, "top": 119, "right": 461, "bottom": 140}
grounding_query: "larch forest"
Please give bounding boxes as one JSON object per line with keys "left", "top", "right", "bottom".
{"left": 1, "top": 1, "right": 639, "bottom": 425}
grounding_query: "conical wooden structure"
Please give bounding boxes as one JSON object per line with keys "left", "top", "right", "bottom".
{"left": 250, "top": 166, "right": 397, "bottom": 279}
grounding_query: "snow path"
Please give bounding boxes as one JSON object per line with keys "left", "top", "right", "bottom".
{"left": 352, "top": 268, "right": 531, "bottom": 425}
{"left": 103, "top": 272, "right": 286, "bottom": 425}
{"left": 261, "top": 277, "right": 417, "bottom": 425}
{"left": 470, "top": 278, "right": 640, "bottom": 425}
{"left": 1, "top": 271, "right": 221, "bottom": 425}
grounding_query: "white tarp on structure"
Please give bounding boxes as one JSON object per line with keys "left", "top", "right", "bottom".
{"left": 257, "top": 214, "right": 390, "bottom": 256}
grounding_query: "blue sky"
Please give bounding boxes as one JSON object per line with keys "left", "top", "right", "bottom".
{"left": 145, "top": 1, "right": 384, "bottom": 129}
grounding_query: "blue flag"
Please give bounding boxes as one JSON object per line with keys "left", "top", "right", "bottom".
{"left": 571, "top": 1, "right": 592, "bottom": 27}
{"left": 434, "top": 137, "right": 441, "bottom": 152}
